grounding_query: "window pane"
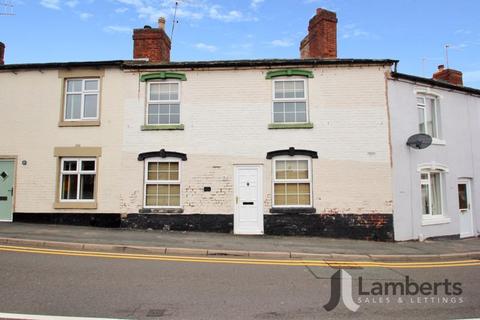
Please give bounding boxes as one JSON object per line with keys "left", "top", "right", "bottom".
{"left": 63, "top": 160, "right": 77, "bottom": 171}
{"left": 273, "top": 112, "right": 284, "bottom": 123}
{"left": 81, "top": 160, "right": 95, "bottom": 171}
{"left": 79, "top": 174, "right": 95, "bottom": 200}
{"left": 67, "top": 80, "right": 82, "bottom": 92}
{"left": 418, "top": 107, "right": 426, "bottom": 133}
{"left": 286, "top": 195, "right": 298, "bottom": 205}
{"left": 296, "top": 112, "right": 307, "bottom": 123}
{"left": 170, "top": 114, "right": 180, "bottom": 124}
{"left": 421, "top": 183, "right": 430, "bottom": 215}
{"left": 284, "top": 81, "right": 295, "bottom": 98}
{"left": 84, "top": 94, "right": 98, "bottom": 118}
{"left": 147, "top": 104, "right": 160, "bottom": 124}
{"left": 431, "top": 173, "right": 442, "bottom": 215}
{"left": 273, "top": 102, "right": 284, "bottom": 113}
{"left": 284, "top": 102, "right": 295, "bottom": 112}
{"left": 169, "top": 83, "right": 179, "bottom": 100}
{"left": 285, "top": 112, "right": 296, "bottom": 122}
{"left": 170, "top": 104, "right": 180, "bottom": 114}
{"left": 295, "top": 81, "right": 305, "bottom": 98}
{"left": 274, "top": 194, "right": 286, "bottom": 205}
{"left": 146, "top": 185, "right": 158, "bottom": 206}
{"left": 298, "top": 194, "right": 310, "bottom": 205}
{"left": 61, "top": 174, "right": 78, "bottom": 200}
{"left": 428, "top": 98, "right": 438, "bottom": 137}
{"left": 149, "top": 84, "right": 161, "bottom": 100}
{"left": 274, "top": 82, "right": 284, "bottom": 99}
{"left": 159, "top": 105, "right": 170, "bottom": 114}
{"left": 458, "top": 184, "right": 468, "bottom": 210}
{"left": 159, "top": 115, "right": 170, "bottom": 124}
{"left": 298, "top": 161, "right": 308, "bottom": 178}
{"left": 84, "top": 80, "right": 99, "bottom": 91}
{"left": 296, "top": 102, "right": 306, "bottom": 112}
{"left": 66, "top": 94, "right": 81, "bottom": 119}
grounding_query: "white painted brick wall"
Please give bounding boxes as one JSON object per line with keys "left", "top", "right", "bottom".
{"left": 0, "top": 65, "right": 393, "bottom": 215}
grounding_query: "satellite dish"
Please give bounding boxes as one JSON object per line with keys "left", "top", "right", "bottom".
{"left": 406, "top": 133, "right": 432, "bottom": 149}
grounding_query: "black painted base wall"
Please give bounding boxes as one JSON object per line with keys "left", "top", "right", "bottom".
{"left": 122, "top": 213, "right": 393, "bottom": 241}
{"left": 12, "top": 212, "right": 394, "bottom": 241}
{"left": 122, "top": 214, "right": 233, "bottom": 233}
{"left": 265, "top": 213, "right": 394, "bottom": 241}
{"left": 13, "top": 213, "right": 121, "bottom": 228}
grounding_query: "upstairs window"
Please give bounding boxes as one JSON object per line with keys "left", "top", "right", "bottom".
{"left": 147, "top": 81, "right": 180, "bottom": 125}
{"left": 417, "top": 94, "right": 440, "bottom": 138}
{"left": 272, "top": 79, "right": 308, "bottom": 123}
{"left": 273, "top": 157, "right": 312, "bottom": 207}
{"left": 64, "top": 79, "right": 99, "bottom": 121}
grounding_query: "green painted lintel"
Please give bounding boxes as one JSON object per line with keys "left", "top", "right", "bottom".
{"left": 141, "top": 124, "right": 185, "bottom": 131}
{"left": 268, "top": 123, "right": 314, "bottom": 129}
{"left": 265, "top": 69, "right": 314, "bottom": 79}
{"left": 140, "top": 72, "right": 187, "bottom": 82}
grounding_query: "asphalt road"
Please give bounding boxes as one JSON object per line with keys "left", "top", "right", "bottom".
{"left": 0, "top": 247, "right": 479, "bottom": 320}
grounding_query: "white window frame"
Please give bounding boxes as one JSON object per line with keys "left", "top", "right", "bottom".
{"left": 64, "top": 78, "right": 100, "bottom": 121}
{"left": 272, "top": 78, "right": 309, "bottom": 124}
{"left": 59, "top": 158, "right": 97, "bottom": 202}
{"left": 272, "top": 155, "right": 313, "bottom": 208}
{"left": 146, "top": 80, "right": 181, "bottom": 125}
{"left": 143, "top": 157, "right": 182, "bottom": 209}
{"left": 420, "top": 169, "right": 445, "bottom": 219}
{"left": 416, "top": 93, "right": 440, "bottom": 140}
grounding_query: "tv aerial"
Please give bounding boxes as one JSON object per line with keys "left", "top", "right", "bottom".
{"left": 0, "top": 1, "right": 15, "bottom": 16}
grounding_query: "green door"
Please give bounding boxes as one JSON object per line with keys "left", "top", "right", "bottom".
{"left": 0, "top": 160, "right": 14, "bottom": 221}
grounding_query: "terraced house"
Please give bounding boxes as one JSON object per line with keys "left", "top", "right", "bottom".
{"left": 0, "top": 9, "right": 478, "bottom": 241}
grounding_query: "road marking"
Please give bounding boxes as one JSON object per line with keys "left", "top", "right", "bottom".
{"left": 0, "top": 312, "right": 126, "bottom": 320}
{"left": 0, "top": 245, "right": 479, "bottom": 269}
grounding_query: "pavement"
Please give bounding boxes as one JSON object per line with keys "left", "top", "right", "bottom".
{"left": 0, "top": 222, "right": 478, "bottom": 261}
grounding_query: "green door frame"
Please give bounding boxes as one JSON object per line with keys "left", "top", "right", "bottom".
{"left": 0, "top": 157, "right": 16, "bottom": 222}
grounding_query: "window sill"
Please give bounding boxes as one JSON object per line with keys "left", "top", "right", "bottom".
{"left": 58, "top": 120, "right": 100, "bottom": 127}
{"left": 141, "top": 124, "right": 185, "bottom": 131}
{"left": 139, "top": 208, "right": 184, "bottom": 214}
{"left": 431, "top": 139, "right": 446, "bottom": 145}
{"left": 54, "top": 201, "right": 97, "bottom": 209}
{"left": 268, "top": 123, "right": 314, "bottom": 129}
{"left": 421, "top": 216, "right": 451, "bottom": 226}
{"left": 270, "top": 207, "right": 316, "bottom": 214}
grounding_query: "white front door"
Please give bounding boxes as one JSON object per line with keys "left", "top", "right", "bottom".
{"left": 234, "top": 165, "right": 263, "bottom": 235}
{"left": 458, "top": 179, "right": 474, "bottom": 238}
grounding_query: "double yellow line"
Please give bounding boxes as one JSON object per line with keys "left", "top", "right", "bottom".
{"left": 0, "top": 244, "right": 479, "bottom": 269}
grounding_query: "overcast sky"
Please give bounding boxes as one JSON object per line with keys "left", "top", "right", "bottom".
{"left": 1, "top": 0, "right": 479, "bottom": 87}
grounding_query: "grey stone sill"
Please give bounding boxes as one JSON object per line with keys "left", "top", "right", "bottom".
{"left": 268, "top": 123, "right": 314, "bottom": 129}
{"left": 141, "top": 124, "right": 185, "bottom": 131}
{"left": 139, "top": 208, "right": 184, "bottom": 214}
{"left": 269, "top": 207, "right": 316, "bottom": 214}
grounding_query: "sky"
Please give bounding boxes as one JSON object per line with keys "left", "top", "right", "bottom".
{"left": 1, "top": 0, "right": 480, "bottom": 88}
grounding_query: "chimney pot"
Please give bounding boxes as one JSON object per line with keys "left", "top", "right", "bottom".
{"left": 437, "top": 64, "right": 445, "bottom": 71}
{"left": 158, "top": 17, "right": 166, "bottom": 30}
{"left": 0, "top": 42, "right": 4, "bottom": 65}
{"left": 300, "top": 8, "right": 338, "bottom": 59}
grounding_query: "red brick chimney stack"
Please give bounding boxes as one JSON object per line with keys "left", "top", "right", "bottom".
{"left": 300, "top": 8, "right": 337, "bottom": 59}
{"left": 133, "top": 17, "right": 171, "bottom": 63}
{"left": 432, "top": 64, "right": 463, "bottom": 86}
{"left": 0, "top": 42, "right": 5, "bottom": 65}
